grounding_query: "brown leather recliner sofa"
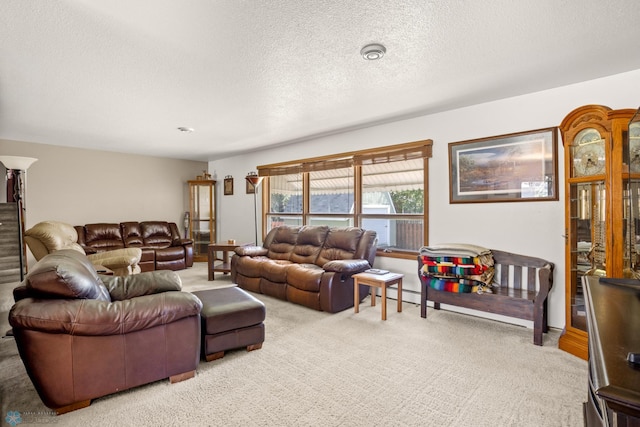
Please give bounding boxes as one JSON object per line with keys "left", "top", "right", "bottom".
{"left": 9, "top": 249, "right": 202, "bottom": 414}
{"left": 231, "top": 225, "right": 377, "bottom": 313}
{"left": 75, "top": 221, "right": 194, "bottom": 272}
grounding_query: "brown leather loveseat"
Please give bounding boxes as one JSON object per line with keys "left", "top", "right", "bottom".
{"left": 75, "top": 221, "right": 194, "bottom": 272}
{"left": 9, "top": 249, "right": 202, "bottom": 414}
{"left": 231, "top": 225, "right": 377, "bottom": 313}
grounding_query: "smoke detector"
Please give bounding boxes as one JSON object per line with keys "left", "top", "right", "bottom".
{"left": 361, "top": 43, "right": 386, "bottom": 60}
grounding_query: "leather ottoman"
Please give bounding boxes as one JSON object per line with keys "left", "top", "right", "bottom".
{"left": 192, "top": 287, "right": 266, "bottom": 362}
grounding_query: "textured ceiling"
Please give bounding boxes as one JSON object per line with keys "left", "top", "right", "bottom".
{"left": 1, "top": 1, "right": 640, "bottom": 162}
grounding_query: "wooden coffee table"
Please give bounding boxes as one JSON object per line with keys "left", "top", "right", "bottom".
{"left": 208, "top": 242, "right": 250, "bottom": 280}
{"left": 353, "top": 271, "right": 403, "bottom": 320}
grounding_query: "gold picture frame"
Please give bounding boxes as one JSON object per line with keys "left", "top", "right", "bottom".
{"left": 223, "top": 176, "right": 233, "bottom": 195}
{"left": 449, "top": 127, "right": 558, "bottom": 203}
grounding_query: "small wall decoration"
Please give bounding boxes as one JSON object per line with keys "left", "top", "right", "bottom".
{"left": 449, "top": 127, "right": 558, "bottom": 203}
{"left": 224, "top": 176, "right": 234, "bottom": 195}
{"left": 246, "top": 179, "right": 255, "bottom": 194}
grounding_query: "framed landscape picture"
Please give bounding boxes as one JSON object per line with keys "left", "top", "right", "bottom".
{"left": 449, "top": 127, "right": 558, "bottom": 203}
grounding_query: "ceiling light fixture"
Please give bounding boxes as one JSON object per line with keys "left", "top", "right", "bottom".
{"left": 361, "top": 43, "right": 386, "bottom": 60}
{"left": 177, "top": 127, "right": 194, "bottom": 132}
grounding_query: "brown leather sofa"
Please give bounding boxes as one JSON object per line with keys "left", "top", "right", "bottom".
{"left": 75, "top": 221, "right": 194, "bottom": 272}
{"left": 9, "top": 249, "right": 202, "bottom": 414}
{"left": 24, "top": 221, "right": 143, "bottom": 276}
{"left": 231, "top": 225, "right": 377, "bottom": 313}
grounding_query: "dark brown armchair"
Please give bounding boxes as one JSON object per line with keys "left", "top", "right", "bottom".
{"left": 9, "top": 249, "right": 202, "bottom": 414}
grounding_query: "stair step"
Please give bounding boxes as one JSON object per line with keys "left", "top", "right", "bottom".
{"left": 0, "top": 256, "right": 20, "bottom": 269}
{"left": 0, "top": 268, "right": 22, "bottom": 284}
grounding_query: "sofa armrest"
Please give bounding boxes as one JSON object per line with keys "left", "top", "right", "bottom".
{"left": 235, "top": 246, "right": 268, "bottom": 257}
{"left": 102, "top": 270, "right": 183, "bottom": 300}
{"left": 322, "top": 259, "right": 370, "bottom": 274}
{"left": 175, "top": 238, "right": 193, "bottom": 246}
{"left": 87, "top": 248, "right": 141, "bottom": 267}
{"left": 9, "top": 292, "right": 202, "bottom": 336}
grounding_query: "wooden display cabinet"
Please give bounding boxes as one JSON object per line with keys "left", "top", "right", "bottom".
{"left": 559, "top": 105, "right": 636, "bottom": 360}
{"left": 188, "top": 179, "right": 216, "bottom": 262}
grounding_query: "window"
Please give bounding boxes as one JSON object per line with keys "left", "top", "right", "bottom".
{"left": 258, "top": 140, "right": 432, "bottom": 258}
{"left": 360, "top": 158, "right": 424, "bottom": 252}
{"left": 267, "top": 172, "right": 303, "bottom": 229}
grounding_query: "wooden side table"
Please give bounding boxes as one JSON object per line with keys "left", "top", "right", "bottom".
{"left": 208, "top": 242, "right": 249, "bottom": 280}
{"left": 353, "top": 271, "right": 403, "bottom": 320}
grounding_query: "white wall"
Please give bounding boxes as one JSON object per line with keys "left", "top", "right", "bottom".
{"left": 210, "top": 68, "right": 640, "bottom": 330}
{"left": 0, "top": 139, "right": 207, "bottom": 266}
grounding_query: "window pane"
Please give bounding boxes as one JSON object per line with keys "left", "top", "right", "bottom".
{"left": 309, "top": 167, "right": 353, "bottom": 214}
{"left": 267, "top": 215, "right": 302, "bottom": 230}
{"left": 362, "top": 159, "right": 424, "bottom": 214}
{"left": 269, "top": 173, "right": 302, "bottom": 213}
{"left": 362, "top": 217, "right": 424, "bottom": 251}
{"left": 308, "top": 216, "right": 354, "bottom": 228}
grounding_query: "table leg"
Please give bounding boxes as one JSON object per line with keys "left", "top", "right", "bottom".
{"left": 222, "top": 249, "right": 229, "bottom": 275}
{"left": 381, "top": 282, "right": 387, "bottom": 320}
{"left": 354, "top": 278, "right": 360, "bottom": 314}
{"left": 397, "top": 278, "right": 402, "bottom": 313}
{"left": 371, "top": 286, "right": 376, "bottom": 306}
{"left": 207, "top": 246, "right": 215, "bottom": 281}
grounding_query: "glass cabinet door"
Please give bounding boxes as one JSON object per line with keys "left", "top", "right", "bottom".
{"left": 568, "top": 180, "right": 606, "bottom": 332}
{"left": 188, "top": 180, "right": 216, "bottom": 261}
{"left": 624, "top": 108, "right": 640, "bottom": 277}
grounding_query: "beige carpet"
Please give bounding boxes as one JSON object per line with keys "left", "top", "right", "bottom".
{"left": 1, "top": 263, "right": 587, "bottom": 426}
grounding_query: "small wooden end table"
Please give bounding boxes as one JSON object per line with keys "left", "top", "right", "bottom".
{"left": 353, "top": 271, "right": 403, "bottom": 320}
{"left": 208, "top": 242, "right": 249, "bottom": 280}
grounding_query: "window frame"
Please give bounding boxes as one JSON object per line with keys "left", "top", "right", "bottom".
{"left": 258, "top": 139, "right": 432, "bottom": 259}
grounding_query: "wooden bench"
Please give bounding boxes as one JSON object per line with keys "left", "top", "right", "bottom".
{"left": 418, "top": 249, "right": 554, "bottom": 346}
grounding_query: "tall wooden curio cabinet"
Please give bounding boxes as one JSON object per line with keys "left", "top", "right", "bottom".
{"left": 188, "top": 179, "right": 216, "bottom": 262}
{"left": 559, "top": 105, "right": 636, "bottom": 360}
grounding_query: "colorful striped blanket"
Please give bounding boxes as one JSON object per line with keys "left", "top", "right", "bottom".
{"left": 419, "top": 244, "right": 495, "bottom": 294}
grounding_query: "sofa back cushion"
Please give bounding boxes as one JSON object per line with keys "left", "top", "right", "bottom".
{"left": 266, "top": 226, "right": 300, "bottom": 260}
{"left": 25, "top": 249, "right": 111, "bottom": 301}
{"left": 24, "top": 221, "right": 85, "bottom": 260}
{"left": 290, "top": 225, "right": 329, "bottom": 264}
{"left": 316, "top": 227, "right": 367, "bottom": 266}
{"left": 83, "top": 223, "right": 125, "bottom": 251}
{"left": 121, "top": 222, "right": 145, "bottom": 247}
{"left": 141, "top": 221, "right": 172, "bottom": 248}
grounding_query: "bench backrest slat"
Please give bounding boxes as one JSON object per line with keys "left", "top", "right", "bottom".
{"left": 512, "top": 265, "right": 523, "bottom": 290}
{"left": 527, "top": 268, "right": 536, "bottom": 292}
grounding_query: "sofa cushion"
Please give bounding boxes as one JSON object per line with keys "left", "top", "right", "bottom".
{"left": 155, "top": 246, "right": 185, "bottom": 262}
{"left": 316, "top": 227, "right": 363, "bottom": 266}
{"left": 234, "top": 256, "right": 271, "bottom": 278}
{"left": 290, "top": 225, "right": 329, "bottom": 264}
{"left": 141, "top": 221, "right": 172, "bottom": 248}
{"left": 84, "top": 223, "right": 125, "bottom": 251}
{"left": 121, "top": 221, "right": 144, "bottom": 246}
{"left": 25, "top": 249, "right": 111, "bottom": 301}
{"left": 286, "top": 263, "right": 324, "bottom": 292}
{"left": 266, "top": 226, "right": 300, "bottom": 261}
{"left": 261, "top": 259, "right": 292, "bottom": 283}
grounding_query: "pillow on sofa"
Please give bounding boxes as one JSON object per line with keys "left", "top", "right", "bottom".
{"left": 26, "top": 250, "right": 111, "bottom": 301}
